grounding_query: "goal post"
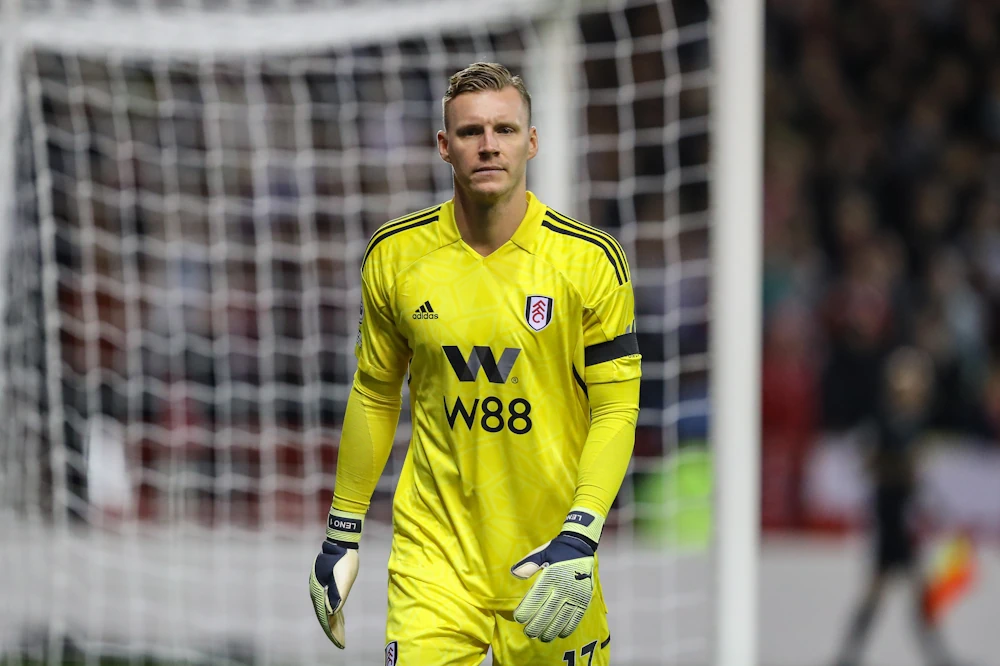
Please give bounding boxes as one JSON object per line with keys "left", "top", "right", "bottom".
{"left": 711, "top": 0, "right": 764, "bottom": 664}
{"left": 0, "top": 1, "right": 761, "bottom": 664}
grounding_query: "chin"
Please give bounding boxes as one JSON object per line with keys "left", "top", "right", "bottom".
{"left": 464, "top": 179, "right": 510, "bottom": 202}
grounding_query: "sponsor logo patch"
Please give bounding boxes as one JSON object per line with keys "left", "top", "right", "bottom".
{"left": 442, "top": 346, "right": 520, "bottom": 384}
{"left": 385, "top": 640, "right": 398, "bottom": 666}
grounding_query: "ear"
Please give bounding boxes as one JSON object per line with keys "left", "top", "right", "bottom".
{"left": 527, "top": 126, "right": 538, "bottom": 161}
{"left": 437, "top": 130, "right": 451, "bottom": 164}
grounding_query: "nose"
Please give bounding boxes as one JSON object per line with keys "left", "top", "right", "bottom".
{"left": 479, "top": 129, "right": 500, "bottom": 155}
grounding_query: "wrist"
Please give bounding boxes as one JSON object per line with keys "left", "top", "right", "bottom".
{"left": 327, "top": 507, "right": 364, "bottom": 548}
{"left": 560, "top": 507, "right": 604, "bottom": 551}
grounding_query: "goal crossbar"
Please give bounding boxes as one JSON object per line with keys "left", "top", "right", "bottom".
{"left": 18, "top": 0, "right": 586, "bottom": 57}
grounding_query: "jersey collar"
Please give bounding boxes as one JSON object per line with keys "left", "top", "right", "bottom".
{"left": 509, "top": 191, "right": 546, "bottom": 252}
{"left": 438, "top": 190, "right": 546, "bottom": 254}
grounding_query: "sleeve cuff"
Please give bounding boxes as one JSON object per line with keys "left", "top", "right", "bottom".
{"left": 561, "top": 507, "right": 605, "bottom": 546}
{"left": 326, "top": 508, "right": 365, "bottom": 545}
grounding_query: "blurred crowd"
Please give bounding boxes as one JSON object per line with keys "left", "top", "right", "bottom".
{"left": 761, "top": 0, "right": 1000, "bottom": 527}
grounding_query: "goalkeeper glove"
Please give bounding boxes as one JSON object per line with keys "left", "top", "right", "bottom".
{"left": 510, "top": 507, "right": 605, "bottom": 642}
{"left": 309, "top": 508, "right": 363, "bottom": 649}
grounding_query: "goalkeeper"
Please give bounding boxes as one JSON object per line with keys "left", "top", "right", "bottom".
{"left": 309, "top": 62, "right": 641, "bottom": 666}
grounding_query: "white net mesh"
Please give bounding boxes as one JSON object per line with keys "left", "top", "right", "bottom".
{"left": 0, "top": 1, "right": 712, "bottom": 664}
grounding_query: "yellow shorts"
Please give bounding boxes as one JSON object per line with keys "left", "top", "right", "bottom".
{"left": 385, "top": 572, "right": 612, "bottom": 666}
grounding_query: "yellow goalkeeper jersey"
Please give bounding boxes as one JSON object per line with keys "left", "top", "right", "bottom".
{"left": 357, "top": 191, "right": 641, "bottom": 608}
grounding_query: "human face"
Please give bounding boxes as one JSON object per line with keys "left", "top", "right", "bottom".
{"left": 437, "top": 87, "right": 538, "bottom": 203}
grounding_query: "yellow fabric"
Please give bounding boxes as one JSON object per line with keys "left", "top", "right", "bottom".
{"left": 386, "top": 571, "right": 611, "bottom": 666}
{"left": 352, "top": 191, "right": 641, "bottom": 608}
{"left": 572, "top": 377, "right": 640, "bottom": 518}
{"left": 330, "top": 370, "right": 403, "bottom": 515}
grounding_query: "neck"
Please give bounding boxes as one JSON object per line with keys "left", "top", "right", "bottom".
{"left": 453, "top": 184, "right": 528, "bottom": 256}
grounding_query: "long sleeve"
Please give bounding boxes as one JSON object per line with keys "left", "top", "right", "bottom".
{"left": 330, "top": 369, "right": 404, "bottom": 515}
{"left": 572, "top": 376, "right": 640, "bottom": 517}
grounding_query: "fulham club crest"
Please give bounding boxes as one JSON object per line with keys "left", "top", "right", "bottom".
{"left": 525, "top": 295, "right": 553, "bottom": 332}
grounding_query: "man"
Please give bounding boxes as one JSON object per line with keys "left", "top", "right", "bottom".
{"left": 309, "top": 62, "right": 640, "bottom": 666}
{"left": 832, "top": 347, "right": 958, "bottom": 666}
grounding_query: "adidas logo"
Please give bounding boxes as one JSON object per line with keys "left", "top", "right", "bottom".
{"left": 412, "top": 300, "right": 439, "bottom": 320}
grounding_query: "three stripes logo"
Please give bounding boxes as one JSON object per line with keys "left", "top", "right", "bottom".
{"left": 412, "top": 300, "right": 439, "bottom": 320}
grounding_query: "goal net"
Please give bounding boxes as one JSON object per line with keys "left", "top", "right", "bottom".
{"left": 0, "top": 1, "right": 713, "bottom": 664}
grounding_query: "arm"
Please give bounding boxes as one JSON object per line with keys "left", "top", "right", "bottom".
{"left": 311, "top": 255, "right": 409, "bottom": 649}
{"left": 330, "top": 369, "right": 404, "bottom": 516}
{"left": 566, "top": 276, "right": 643, "bottom": 535}
{"left": 571, "top": 377, "right": 640, "bottom": 518}
{"left": 511, "top": 246, "right": 641, "bottom": 642}
{"left": 509, "top": 379, "right": 641, "bottom": 644}
{"left": 327, "top": 267, "right": 410, "bottom": 529}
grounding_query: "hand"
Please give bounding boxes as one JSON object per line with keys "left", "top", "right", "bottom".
{"left": 309, "top": 509, "right": 363, "bottom": 648}
{"left": 510, "top": 530, "right": 597, "bottom": 642}
{"left": 309, "top": 539, "right": 359, "bottom": 649}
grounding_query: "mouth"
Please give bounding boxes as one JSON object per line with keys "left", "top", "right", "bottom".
{"left": 473, "top": 166, "right": 505, "bottom": 173}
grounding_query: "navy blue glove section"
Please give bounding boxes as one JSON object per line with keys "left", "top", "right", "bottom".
{"left": 517, "top": 533, "right": 595, "bottom": 570}
{"left": 314, "top": 540, "right": 351, "bottom": 612}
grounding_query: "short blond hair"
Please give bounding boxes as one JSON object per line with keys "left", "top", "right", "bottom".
{"left": 441, "top": 62, "right": 532, "bottom": 129}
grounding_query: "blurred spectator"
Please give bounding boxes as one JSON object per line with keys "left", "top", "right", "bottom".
{"left": 831, "top": 347, "right": 958, "bottom": 666}
{"left": 761, "top": 302, "right": 819, "bottom": 529}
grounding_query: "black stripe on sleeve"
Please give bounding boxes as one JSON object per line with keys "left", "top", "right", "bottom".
{"left": 600, "top": 635, "right": 611, "bottom": 649}
{"left": 572, "top": 365, "right": 589, "bottom": 397}
{"left": 584, "top": 332, "right": 639, "bottom": 367}
{"left": 546, "top": 209, "right": 630, "bottom": 282}
{"left": 380, "top": 205, "right": 441, "bottom": 234}
{"left": 362, "top": 216, "right": 438, "bottom": 267}
{"left": 362, "top": 205, "right": 441, "bottom": 258}
{"left": 541, "top": 220, "right": 623, "bottom": 285}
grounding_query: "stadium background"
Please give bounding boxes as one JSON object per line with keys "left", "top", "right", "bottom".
{"left": 1, "top": 0, "right": 999, "bottom": 665}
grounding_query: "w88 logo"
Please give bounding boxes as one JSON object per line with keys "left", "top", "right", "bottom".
{"left": 443, "top": 396, "right": 532, "bottom": 434}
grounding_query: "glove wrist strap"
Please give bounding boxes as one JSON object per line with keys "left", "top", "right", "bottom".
{"left": 560, "top": 507, "right": 604, "bottom": 549}
{"left": 326, "top": 508, "right": 364, "bottom": 547}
